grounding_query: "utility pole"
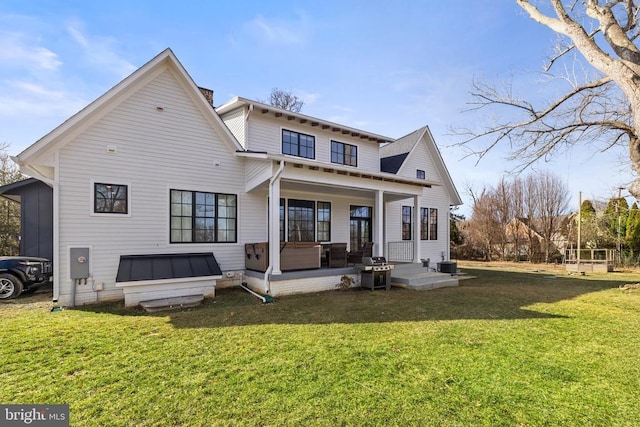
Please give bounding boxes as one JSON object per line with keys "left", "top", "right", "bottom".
{"left": 577, "top": 191, "right": 581, "bottom": 272}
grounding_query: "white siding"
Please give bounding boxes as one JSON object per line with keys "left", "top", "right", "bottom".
{"left": 397, "top": 141, "right": 439, "bottom": 182}
{"left": 385, "top": 137, "right": 453, "bottom": 262}
{"left": 245, "top": 159, "right": 272, "bottom": 192}
{"left": 220, "top": 108, "right": 245, "bottom": 148}
{"left": 56, "top": 67, "right": 252, "bottom": 306}
{"left": 247, "top": 115, "right": 381, "bottom": 173}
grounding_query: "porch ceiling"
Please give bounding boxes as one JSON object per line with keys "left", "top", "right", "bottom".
{"left": 282, "top": 179, "right": 413, "bottom": 202}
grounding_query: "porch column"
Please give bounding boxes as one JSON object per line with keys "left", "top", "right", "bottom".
{"left": 269, "top": 175, "right": 282, "bottom": 275}
{"left": 413, "top": 195, "right": 421, "bottom": 263}
{"left": 374, "top": 189, "right": 384, "bottom": 257}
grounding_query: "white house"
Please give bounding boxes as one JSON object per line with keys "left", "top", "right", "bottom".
{"left": 13, "top": 48, "right": 462, "bottom": 307}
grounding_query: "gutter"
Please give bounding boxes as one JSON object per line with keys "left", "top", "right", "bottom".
{"left": 264, "top": 160, "right": 285, "bottom": 294}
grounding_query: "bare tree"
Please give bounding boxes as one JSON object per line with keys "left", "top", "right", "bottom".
{"left": 535, "top": 170, "right": 571, "bottom": 261}
{"left": 509, "top": 177, "right": 527, "bottom": 260}
{"left": 0, "top": 143, "right": 24, "bottom": 255}
{"left": 458, "top": 1, "right": 640, "bottom": 199}
{"left": 266, "top": 88, "right": 304, "bottom": 113}
{"left": 493, "top": 177, "right": 514, "bottom": 259}
{"left": 463, "top": 171, "right": 569, "bottom": 262}
{"left": 466, "top": 186, "right": 499, "bottom": 260}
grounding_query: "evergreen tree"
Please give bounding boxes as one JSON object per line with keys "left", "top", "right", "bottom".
{"left": 604, "top": 197, "right": 629, "bottom": 250}
{"left": 626, "top": 203, "right": 640, "bottom": 253}
{"left": 579, "top": 200, "right": 599, "bottom": 248}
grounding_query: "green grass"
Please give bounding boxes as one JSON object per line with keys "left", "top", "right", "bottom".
{"left": 2, "top": 262, "right": 640, "bottom": 426}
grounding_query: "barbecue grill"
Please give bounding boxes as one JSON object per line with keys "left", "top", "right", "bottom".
{"left": 360, "top": 256, "right": 394, "bottom": 290}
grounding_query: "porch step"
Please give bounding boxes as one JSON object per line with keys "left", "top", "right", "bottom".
{"left": 139, "top": 294, "right": 204, "bottom": 312}
{"left": 391, "top": 263, "right": 459, "bottom": 290}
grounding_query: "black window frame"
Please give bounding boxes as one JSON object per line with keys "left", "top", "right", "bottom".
{"left": 279, "top": 198, "right": 286, "bottom": 242}
{"left": 94, "top": 183, "right": 128, "bottom": 214}
{"left": 429, "top": 208, "right": 438, "bottom": 241}
{"left": 331, "top": 140, "right": 358, "bottom": 167}
{"left": 402, "top": 206, "right": 412, "bottom": 240}
{"left": 282, "top": 129, "right": 315, "bottom": 159}
{"left": 170, "top": 189, "right": 237, "bottom": 244}
{"left": 317, "top": 201, "right": 331, "bottom": 242}
{"left": 420, "top": 207, "right": 429, "bottom": 240}
{"left": 417, "top": 169, "right": 426, "bottom": 179}
{"left": 287, "top": 199, "right": 316, "bottom": 242}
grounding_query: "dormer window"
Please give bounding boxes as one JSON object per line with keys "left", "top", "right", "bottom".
{"left": 417, "top": 169, "right": 426, "bottom": 179}
{"left": 282, "top": 129, "right": 315, "bottom": 159}
{"left": 331, "top": 141, "right": 357, "bottom": 167}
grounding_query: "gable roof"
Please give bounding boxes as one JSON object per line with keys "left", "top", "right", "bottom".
{"left": 380, "top": 125, "right": 462, "bottom": 206}
{"left": 0, "top": 178, "right": 41, "bottom": 203}
{"left": 14, "top": 48, "right": 243, "bottom": 179}
{"left": 380, "top": 153, "right": 409, "bottom": 174}
{"left": 216, "top": 97, "right": 394, "bottom": 144}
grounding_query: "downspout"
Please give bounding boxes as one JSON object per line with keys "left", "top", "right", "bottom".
{"left": 264, "top": 160, "right": 285, "bottom": 294}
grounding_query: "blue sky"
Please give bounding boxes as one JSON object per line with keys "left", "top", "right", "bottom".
{"left": 0, "top": 1, "right": 634, "bottom": 215}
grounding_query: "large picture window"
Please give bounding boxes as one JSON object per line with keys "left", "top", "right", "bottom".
{"left": 287, "top": 199, "right": 315, "bottom": 242}
{"left": 170, "top": 190, "right": 237, "bottom": 243}
{"left": 402, "top": 206, "right": 412, "bottom": 240}
{"left": 94, "top": 183, "right": 128, "bottom": 214}
{"left": 282, "top": 129, "right": 315, "bottom": 159}
{"left": 331, "top": 141, "right": 357, "bottom": 166}
{"left": 279, "top": 199, "right": 330, "bottom": 242}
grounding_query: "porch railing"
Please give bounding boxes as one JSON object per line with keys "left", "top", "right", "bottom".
{"left": 387, "top": 241, "right": 413, "bottom": 262}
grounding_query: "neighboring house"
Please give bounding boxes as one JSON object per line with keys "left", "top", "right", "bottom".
{"left": 12, "top": 48, "right": 462, "bottom": 307}
{"left": 0, "top": 178, "right": 53, "bottom": 260}
{"left": 504, "top": 215, "right": 574, "bottom": 261}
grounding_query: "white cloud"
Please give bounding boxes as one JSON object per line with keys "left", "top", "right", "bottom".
{"left": 296, "top": 90, "right": 320, "bottom": 105}
{"left": 66, "top": 19, "right": 137, "bottom": 78}
{"left": 0, "top": 31, "right": 62, "bottom": 71}
{"left": 0, "top": 79, "right": 86, "bottom": 117}
{"left": 244, "top": 13, "right": 310, "bottom": 45}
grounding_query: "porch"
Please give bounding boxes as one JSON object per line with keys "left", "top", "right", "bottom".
{"left": 243, "top": 262, "right": 458, "bottom": 297}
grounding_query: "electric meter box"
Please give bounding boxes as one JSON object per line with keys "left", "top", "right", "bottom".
{"left": 70, "top": 247, "right": 90, "bottom": 279}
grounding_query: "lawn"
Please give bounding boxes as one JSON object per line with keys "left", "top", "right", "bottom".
{"left": 2, "top": 261, "right": 640, "bottom": 426}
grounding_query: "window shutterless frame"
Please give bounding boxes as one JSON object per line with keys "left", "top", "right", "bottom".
{"left": 402, "top": 206, "right": 412, "bottom": 240}
{"left": 282, "top": 129, "right": 315, "bottom": 159}
{"left": 331, "top": 140, "right": 357, "bottom": 167}
{"left": 93, "top": 182, "right": 129, "bottom": 215}
{"left": 170, "top": 189, "right": 237, "bottom": 243}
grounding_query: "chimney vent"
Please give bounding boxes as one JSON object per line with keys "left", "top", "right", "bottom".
{"left": 198, "top": 87, "right": 214, "bottom": 106}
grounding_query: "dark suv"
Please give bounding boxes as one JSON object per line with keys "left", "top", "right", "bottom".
{"left": 0, "top": 257, "right": 53, "bottom": 299}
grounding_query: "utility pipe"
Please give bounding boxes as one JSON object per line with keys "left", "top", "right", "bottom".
{"left": 240, "top": 282, "right": 267, "bottom": 303}
{"left": 264, "top": 160, "right": 285, "bottom": 294}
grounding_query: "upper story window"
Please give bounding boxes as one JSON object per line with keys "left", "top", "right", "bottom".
{"left": 282, "top": 129, "right": 315, "bottom": 159}
{"left": 331, "top": 141, "right": 357, "bottom": 167}
{"left": 417, "top": 169, "right": 426, "bottom": 179}
{"left": 94, "top": 183, "right": 128, "bottom": 214}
